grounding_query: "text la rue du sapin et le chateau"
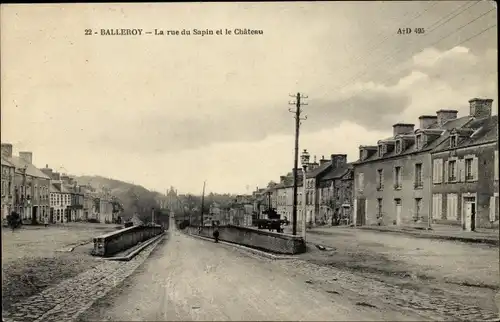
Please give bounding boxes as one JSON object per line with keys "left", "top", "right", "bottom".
{"left": 85, "top": 28, "right": 264, "bottom": 36}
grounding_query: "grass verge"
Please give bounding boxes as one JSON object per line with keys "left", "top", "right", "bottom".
{"left": 1, "top": 253, "right": 101, "bottom": 313}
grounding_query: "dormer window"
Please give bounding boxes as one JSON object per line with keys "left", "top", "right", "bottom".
{"left": 395, "top": 140, "right": 403, "bottom": 154}
{"left": 378, "top": 144, "right": 384, "bottom": 157}
{"left": 415, "top": 134, "right": 423, "bottom": 150}
{"left": 450, "top": 134, "right": 458, "bottom": 148}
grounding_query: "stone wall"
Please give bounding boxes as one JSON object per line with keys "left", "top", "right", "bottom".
{"left": 92, "top": 224, "right": 164, "bottom": 257}
{"left": 186, "top": 225, "right": 306, "bottom": 254}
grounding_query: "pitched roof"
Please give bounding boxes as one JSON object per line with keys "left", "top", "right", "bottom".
{"left": 432, "top": 115, "right": 498, "bottom": 153}
{"left": 1, "top": 157, "right": 15, "bottom": 167}
{"left": 321, "top": 163, "right": 353, "bottom": 181}
{"left": 355, "top": 116, "right": 474, "bottom": 164}
{"left": 7, "top": 156, "right": 51, "bottom": 179}
{"left": 305, "top": 161, "right": 332, "bottom": 179}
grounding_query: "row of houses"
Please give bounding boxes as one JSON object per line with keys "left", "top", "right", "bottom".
{"left": 1, "top": 143, "right": 119, "bottom": 224}
{"left": 254, "top": 97, "right": 498, "bottom": 232}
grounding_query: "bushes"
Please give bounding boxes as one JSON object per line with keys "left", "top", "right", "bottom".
{"left": 87, "top": 218, "right": 100, "bottom": 223}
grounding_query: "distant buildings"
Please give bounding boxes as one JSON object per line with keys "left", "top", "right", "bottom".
{"left": 1, "top": 145, "right": 51, "bottom": 224}
{"left": 1, "top": 143, "right": 122, "bottom": 225}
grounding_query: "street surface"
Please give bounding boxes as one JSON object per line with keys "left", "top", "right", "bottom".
{"left": 80, "top": 228, "right": 425, "bottom": 321}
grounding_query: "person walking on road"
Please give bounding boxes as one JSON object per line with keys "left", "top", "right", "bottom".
{"left": 44, "top": 214, "right": 49, "bottom": 227}
{"left": 213, "top": 227, "right": 220, "bottom": 243}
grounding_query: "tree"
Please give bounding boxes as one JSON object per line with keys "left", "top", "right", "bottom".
{"left": 7, "top": 211, "right": 22, "bottom": 232}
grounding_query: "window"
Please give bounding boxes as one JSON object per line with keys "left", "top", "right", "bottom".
{"left": 414, "top": 198, "right": 422, "bottom": 221}
{"left": 416, "top": 134, "right": 423, "bottom": 150}
{"left": 414, "top": 163, "right": 423, "bottom": 188}
{"left": 377, "top": 198, "right": 383, "bottom": 217}
{"left": 450, "top": 135, "right": 458, "bottom": 148}
{"left": 395, "top": 140, "right": 403, "bottom": 154}
{"left": 394, "top": 166, "right": 402, "bottom": 189}
{"left": 432, "top": 194, "right": 443, "bottom": 220}
{"left": 358, "top": 173, "right": 364, "bottom": 191}
{"left": 465, "top": 158, "right": 473, "bottom": 180}
{"left": 446, "top": 194, "right": 458, "bottom": 220}
{"left": 448, "top": 160, "right": 457, "bottom": 181}
{"left": 376, "top": 169, "right": 384, "bottom": 190}
{"left": 432, "top": 159, "right": 443, "bottom": 184}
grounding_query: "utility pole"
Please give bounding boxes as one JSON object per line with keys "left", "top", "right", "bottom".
{"left": 200, "top": 181, "right": 206, "bottom": 226}
{"left": 151, "top": 207, "right": 155, "bottom": 225}
{"left": 288, "top": 92, "right": 308, "bottom": 235}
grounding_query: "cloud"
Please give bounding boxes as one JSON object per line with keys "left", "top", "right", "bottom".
{"left": 87, "top": 45, "right": 496, "bottom": 156}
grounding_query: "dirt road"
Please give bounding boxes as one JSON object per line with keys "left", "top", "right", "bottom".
{"left": 80, "top": 229, "right": 424, "bottom": 321}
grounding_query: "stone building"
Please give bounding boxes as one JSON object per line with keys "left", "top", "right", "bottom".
{"left": 1, "top": 156, "right": 16, "bottom": 220}
{"left": 273, "top": 170, "right": 303, "bottom": 224}
{"left": 1, "top": 144, "right": 51, "bottom": 224}
{"left": 302, "top": 152, "right": 352, "bottom": 226}
{"left": 317, "top": 162, "right": 354, "bottom": 226}
{"left": 353, "top": 97, "right": 497, "bottom": 228}
{"left": 430, "top": 98, "right": 498, "bottom": 230}
{"left": 49, "top": 181, "right": 72, "bottom": 223}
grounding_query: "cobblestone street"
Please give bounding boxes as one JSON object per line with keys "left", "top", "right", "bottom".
{"left": 2, "top": 237, "right": 165, "bottom": 322}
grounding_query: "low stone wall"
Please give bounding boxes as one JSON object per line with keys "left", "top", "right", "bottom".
{"left": 186, "top": 225, "right": 306, "bottom": 254}
{"left": 92, "top": 224, "right": 164, "bottom": 257}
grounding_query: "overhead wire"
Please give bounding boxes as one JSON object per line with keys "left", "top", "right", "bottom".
{"left": 333, "top": 4, "right": 495, "bottom": 94}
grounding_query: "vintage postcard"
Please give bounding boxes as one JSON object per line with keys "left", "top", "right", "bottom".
{"left": 1, "top": 1, "right": 498, "bottom": 321}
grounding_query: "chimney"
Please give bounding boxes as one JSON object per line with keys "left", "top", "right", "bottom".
{"left": 319, "top": 155, "right": 328, "bottom": 165}
{"left": 1, "top": 143, "right": 13, "bottom": 158}
{"left": 469, "top": 98, "right": 493, "bottom": 118}
{"left": 418, "top": 115, "right": 438, "bottom": 129}
{"left": 52, "top": 172, "right": 61, "bottom": 180}
{"left": 331, "top": 154, "right": 347, "bottom": 169}
{"left": 41, "top": 166, "right": 53, "bottom": 179}
{"left": 19, "top": 151, "right": 33, "bottom": 164}
{"left": 436, "top": 109, "right": 458, "bottom": 126}
{"left": 392, "top": 123, "right": 415, "bottom": 136}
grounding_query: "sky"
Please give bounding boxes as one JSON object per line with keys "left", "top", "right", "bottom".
{"left": 1, "top": 1, "right": 497, "bottom": 195}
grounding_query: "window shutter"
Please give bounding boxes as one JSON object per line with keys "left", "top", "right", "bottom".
{"left": 432, "top": 160, "right": 437, "bottom": 183}
{"left": 472, "top": 157, "right": 479, "bottom": 181}
{"left": 459, "top": 159, "right": 465, "bottom": 182}
{"left": 495, "top": 151, "right": 498, "bottom": 180}
{"left": 444, "top": 161, "right": 448, "bottom": 183}
{"left": 438, "top": 195, "right": 442, "bottom": 219}
{"left": 489, "top": 197, "right": 496, "bottom": 222}
{"left": 438, "top": 159, "right": 443, "bottom": 183}
{"left": 448, "top": 194, "right": 453, "bottom": 219}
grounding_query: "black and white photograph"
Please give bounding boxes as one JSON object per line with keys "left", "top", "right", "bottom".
{"left": 1, "top": 1, "right": 498, "bottom": 321}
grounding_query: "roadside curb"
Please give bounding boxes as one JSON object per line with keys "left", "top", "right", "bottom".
{"left": 185, "top": 232, "right": 298, "bottom": 260}
{"left": 104, "top": 233, "right": 166, "bottom": 261}
{"left": 354, "top": 226, "right": 499, "bottom": 246}
{"left": 56, "top": 240, "right": 93, "bottom": 252}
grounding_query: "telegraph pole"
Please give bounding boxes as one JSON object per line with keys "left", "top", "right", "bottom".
{"left": 288, "top": 92, "right": 308, "bottom": 235}
{"left": 200, "top": 181, "right": 206, "bottom": 226}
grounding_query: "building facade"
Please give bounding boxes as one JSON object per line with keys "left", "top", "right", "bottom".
{"left": 1, "top": 145, "right": 51, "bottom": 224}
{"left": 353, "top": 105, "right": 475, "bottom": 227}
{"left": 317, "top": 163, "right": 354, "bottom": 225}
{"left": 49, "top": 182, "right": 71, "bottom": 223}
{"left": 430, "top": 98, "right": 498, "bottom": 230}
{"left": 1, "top": 157, "right": 16, "bottom": 220}
{"left": 304, "top": 154, "right": 353, "bottom": 226}
{"left": 274, "top": 170, "right": 303, "bottom": 224}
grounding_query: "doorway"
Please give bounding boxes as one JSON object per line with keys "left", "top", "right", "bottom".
{"left": 356, "top": 198, "right": 366, "bottom": 226}
{"left": 395, "top": 199, "right": 402, "bottom": 225}
{"left": 463, "top": 197, "right": 476, "bottom": 231}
